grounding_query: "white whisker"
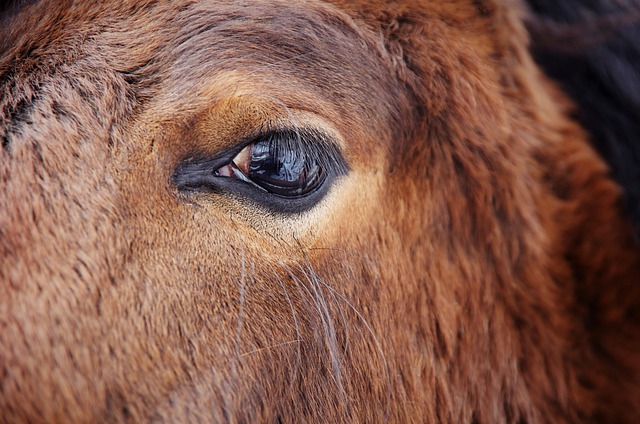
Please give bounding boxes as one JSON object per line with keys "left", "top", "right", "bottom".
{"left": 293, "top": 240, "right": 391, "bottom": 415}
{"left": 240, "top": 339, "right": 303, "bottom": 358}
{"left": 232, "top": 247, "right": 247, "bottom": 378}
{"left": 267, "top": 261, "right": 303, "bottom": 395}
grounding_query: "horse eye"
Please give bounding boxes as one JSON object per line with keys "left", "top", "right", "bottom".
{"left": 215, "top": 136, "right": 326, "bottom": 198}
{"left": 173, "top": 129, "right": 347, "bottom": 213}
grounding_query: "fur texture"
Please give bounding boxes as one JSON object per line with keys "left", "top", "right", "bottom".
{"left": 1, "top": 0, "right": 639, "bottom": 422}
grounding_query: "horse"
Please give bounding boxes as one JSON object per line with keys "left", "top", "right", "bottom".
{"left": 1, "top": 0, "right": 639, "bottom": 422}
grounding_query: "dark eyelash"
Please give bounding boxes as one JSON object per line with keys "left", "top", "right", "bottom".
{"left": 173, "top": 127, "right": 349, "bottom": 213}
{"left": 258, "top": 128, "right": 348, "bottom": 174}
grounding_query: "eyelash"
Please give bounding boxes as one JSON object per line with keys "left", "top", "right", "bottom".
{"left": 214, "top": 131, "right": 327, "bottom": 197}
{"left": 173, "top": 128, "right": 348, "bottom": 213}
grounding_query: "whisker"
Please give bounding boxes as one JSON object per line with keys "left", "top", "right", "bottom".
{"left": 232, "top": 247, "right": 248, "bottom": 379}
{"left": 294, "top": 265, "right": 344, "bottom": 376}
{"left": 240, "top": 339, "right": 303, "bottom": 358}
{"left": 266, "top": 261, "right": 303, "bottom": 395}
{"left": 280, "top": 261, "right": 346, "bottom": 399}
{"left": 292, "top": 238, "right": 392, "bottom": 416}
{"left": 241, "top": 232, "right": 386, "bottom": 410}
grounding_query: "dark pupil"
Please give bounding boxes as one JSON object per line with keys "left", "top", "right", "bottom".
{"left": 249, "top": 139, "right": 323, "bottom": 197}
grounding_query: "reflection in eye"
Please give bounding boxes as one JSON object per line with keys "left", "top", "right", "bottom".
{"left": 174, "top": 129, "right": 347, "bottom": 212}
{"left": 216, "top": 133, "right": 326, "bottom": 198}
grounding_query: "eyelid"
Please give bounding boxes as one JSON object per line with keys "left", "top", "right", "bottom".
{"left": 246, "top": 128, "right": 348, "bottom": 174}
{"left": 172, "top": 126, "right": 349, "bottom": 213}
{"left": 191, "top": 96, "right": 348, "bottom": 157}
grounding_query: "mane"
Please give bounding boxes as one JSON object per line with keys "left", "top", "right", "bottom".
{"left": 526, "top": 0, "right": 640, "bottom": 239}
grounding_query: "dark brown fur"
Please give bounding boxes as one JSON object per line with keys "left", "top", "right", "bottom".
{"left": 1, "top": 0, "right": 639, "bottom": 422}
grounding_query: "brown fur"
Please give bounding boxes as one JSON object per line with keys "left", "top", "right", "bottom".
{"left": 1, "top": 0, "right": 639, "bottom": 422}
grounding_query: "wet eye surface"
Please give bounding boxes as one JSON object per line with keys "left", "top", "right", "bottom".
{"left": 174, "top": 129, "right": 348, "bottom": 213}
{"left": 216, "top": 132, "right": 326, "bottom": 197}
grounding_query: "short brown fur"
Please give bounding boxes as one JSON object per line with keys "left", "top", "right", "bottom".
{"left": 1, "top": 0, "right": 639, "bottom": 422}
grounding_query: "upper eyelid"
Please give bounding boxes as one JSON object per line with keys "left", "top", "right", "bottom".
{"left": 173, "top": 126, "right": 349, "bottom": 190}
{"left": 247, "top": 127, "right": 349, "bottom": 171}
{"left": 190, "top": 94, "right": 349, "bottom": 156}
